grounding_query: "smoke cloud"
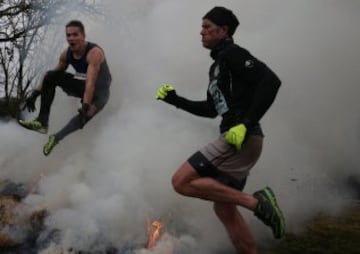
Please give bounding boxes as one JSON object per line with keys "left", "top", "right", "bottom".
{"left": 1, "top": 0, "right": 360, "bottom": 252}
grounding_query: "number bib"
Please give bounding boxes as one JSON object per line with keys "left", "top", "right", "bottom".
{"left": 208, "top": 64, "right": 229, "bottom": 115}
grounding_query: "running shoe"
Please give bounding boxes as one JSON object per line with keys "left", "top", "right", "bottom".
{"left": 43, "top": 135, "right": 58, "bottom": 156}
{"left": 253, "top": 186, "right": 286, "bottom": 239}
{"left": 18, "top": 119, "right": 48, "bottom": 134}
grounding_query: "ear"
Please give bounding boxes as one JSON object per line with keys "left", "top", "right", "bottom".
{"left": 221, "top": 25, "right": 230, "bottom": 36}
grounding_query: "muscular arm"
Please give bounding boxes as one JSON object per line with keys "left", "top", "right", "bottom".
{"left": 83, "top": 47, "right": 104, "bottom": 104}
{"left": 54, "top": 50, "right": 69, "bottom": 71}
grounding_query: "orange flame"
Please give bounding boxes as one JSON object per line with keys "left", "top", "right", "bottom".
{"left": 146, "top": 218, "right": 164, "bottom": 249}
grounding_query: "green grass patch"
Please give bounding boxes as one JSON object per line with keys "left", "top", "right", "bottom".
{"left": 262, "top": 204, "right": 360, "bottom": 254}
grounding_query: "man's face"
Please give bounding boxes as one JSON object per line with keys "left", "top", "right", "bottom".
{"left": 200, "top": 19, "right": 228, "bottom": 49}
{"left": 66, "top": 26, "right": 85, "bottom": 52}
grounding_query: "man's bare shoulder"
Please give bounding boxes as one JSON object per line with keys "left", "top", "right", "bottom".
{"left": 87, "top": 46, "right": 104, "bottom": 63}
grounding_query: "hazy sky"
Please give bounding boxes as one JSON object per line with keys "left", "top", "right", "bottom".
{"left": 1, "top": 0, "right": 360, "bottom": 253}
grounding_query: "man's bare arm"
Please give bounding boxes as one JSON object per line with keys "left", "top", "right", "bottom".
{"left": 82, "top": 47, "right": 104, "bottom": 105}
{"left": 54, "top": 50, "right": 68, "bottom": 71}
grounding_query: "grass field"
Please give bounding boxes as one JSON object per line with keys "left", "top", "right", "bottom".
{"left": 262, "top": 203, "right": 360, "bottom": 254}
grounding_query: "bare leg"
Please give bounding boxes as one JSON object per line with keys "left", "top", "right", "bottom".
{"left": 172, "top": 161, "right": 258, "bottom": 211}
{"left": 171, "top": 163, "right": 260, "bottom": 253}
{"left": 214, "top": 202, "right": 258, "bottom": 254}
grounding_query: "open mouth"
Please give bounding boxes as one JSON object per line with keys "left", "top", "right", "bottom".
{"left": 69, "top": 43, "right": 76, "bottom": 48}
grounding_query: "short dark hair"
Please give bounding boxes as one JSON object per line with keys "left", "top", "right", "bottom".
{"left": 65, "top": 20, "right": 85, "bottom": 34}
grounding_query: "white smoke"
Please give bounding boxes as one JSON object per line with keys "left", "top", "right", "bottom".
{"left": 1, "top": 0, "right": 360, "bottom": 252}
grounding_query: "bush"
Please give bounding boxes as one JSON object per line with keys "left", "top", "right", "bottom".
{"left": 0, "top": 97, "right": 21, "bottom": 119}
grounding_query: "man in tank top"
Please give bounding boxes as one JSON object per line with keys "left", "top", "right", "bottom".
{"left": 19, "top": 20, "right": 112, "bottom": 156}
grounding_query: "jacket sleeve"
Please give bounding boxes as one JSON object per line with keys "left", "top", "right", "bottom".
{"left": 166, "top": 92, "right": 218, "bottom": 118}
{"left": 242, "top": 69, "right": 281, "bottom": 127}
{"left": 226, "top": 47, "right": 281, "bottom": 127}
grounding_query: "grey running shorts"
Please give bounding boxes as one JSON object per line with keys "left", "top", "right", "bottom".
{"left": 188, "top": 134, "right": 263, "bottom": 191}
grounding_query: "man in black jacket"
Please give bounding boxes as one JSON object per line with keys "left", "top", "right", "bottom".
{"left": 156, "top": 7, "right": 285, "bottom": 254}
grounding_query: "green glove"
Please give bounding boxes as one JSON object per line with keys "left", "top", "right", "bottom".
{"left": 225, "top": 124, "right": 247, "bottom": 150}
{"left": 155, "top": 83, "right": 175, "bottom": 100}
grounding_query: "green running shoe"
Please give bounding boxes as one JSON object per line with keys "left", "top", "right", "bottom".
{"left": 18, "top": 119, "right": 48, "bottom": 134}
{"left": 43, "top": 135, "right": 58, "bottom": 156}
{"left": 253, "top": 186, "right": 286, "bottom": 239}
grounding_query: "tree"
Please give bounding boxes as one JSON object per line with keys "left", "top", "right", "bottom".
{"left": 0, "top": 0, "right": 103, "bottom": 119}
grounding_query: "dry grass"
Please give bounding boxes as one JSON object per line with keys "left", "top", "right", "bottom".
{"left": 262, "top": 204, "right": 360, "bottom": 254}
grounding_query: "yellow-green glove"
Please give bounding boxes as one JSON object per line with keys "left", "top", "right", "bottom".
{"left": 155, "top": 83, "right": 175, "bottom": 100}
{"left": 225, "top": 124, "right": 247, "bottom": 150}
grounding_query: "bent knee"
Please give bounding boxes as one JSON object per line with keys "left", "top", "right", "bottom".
{"left": 43, "top": 70, "right": 65, "bottom": 86}
{"left": 171, "top": 161, "right": 200, "bottom": 196}
{"left": 44, "top": 70, "right": 61, "bottom": 80}
{"left": 171, "top": 173, "right": 195, "bottom": 197}
{"left": 171, "top": 174, "right": 185, "bottom": 195}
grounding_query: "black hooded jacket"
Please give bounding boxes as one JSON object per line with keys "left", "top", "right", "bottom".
{"left": 168, "top": 38, "right": 281, "bottom": 134}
